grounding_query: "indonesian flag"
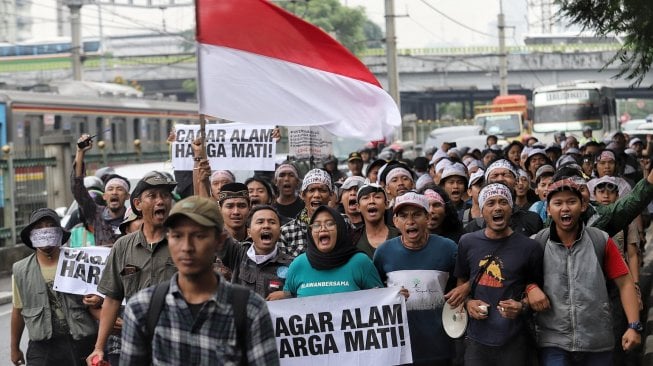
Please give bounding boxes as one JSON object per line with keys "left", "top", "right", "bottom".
{"left": 195, "top": 0, "right": 401, "bottom": 140}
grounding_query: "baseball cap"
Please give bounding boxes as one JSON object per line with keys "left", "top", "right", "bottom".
{"left": 130, "top": 171, "right": 178, "bottom": 214}
{"left": 440, "top": 163, "right": 468, "bottom": 183}
{"left": 393, "top": 191, "right": 429, "bottom": 214}
{"left": 468, "top": 169, "right": 485, "bottom": 188}
{"left": 164, "top": 196, "right": 224, "bottom": 230}
{"left": 589, "top": 176, "right": 619, "bottom": 193}
{"left": 347, "top": 152, "right": 363, "bottom": 162}
{"left": 535, "top": 164, "right": 555, "bottom": 181}
{"left": 583, "top": 126, "right": 592, "bottom": 132}
{"left": 341, "top": 176, "right": 366, "bottom": 190}
{"left": 629, "top": 138, "right": 643, "bottom": 147}
{"left": 20, "top": 208, "right": 70, "bottom": 249}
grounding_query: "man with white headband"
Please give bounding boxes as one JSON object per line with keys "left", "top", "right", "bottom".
{"left": 279, "top": 168, "right": 351, "bottom": 258}
{"left": 273, "top": 163, "right": 304, "bottom": 219}
{"left": 73, "top": 133, "right": 131, "bottom": 247}
{"left": 465, "top": 158, "right": 543, "bottom": 237}
{"left": 453, "top": 183, "right": 543, "bottom": 365}
{"left": 11, "top": 208, "right": 98, "bottom": 366}
{"left": 380, "top": 163, "right": 415, "bottom": 204}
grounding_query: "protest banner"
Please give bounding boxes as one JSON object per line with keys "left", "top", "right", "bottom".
{"left": 287, "top": 126, "right": 332, "bottom": 160}
{"left": 172, "top": 123, "right": 276, "bottom": 171}
{"left": 266, "top": 287, "right": 412, "bottom": 366}
{"left": 53, "top": 246, "right": 111, "bottom": 296}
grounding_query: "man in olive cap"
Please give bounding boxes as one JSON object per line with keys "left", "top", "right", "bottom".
{"left": 87, "top": 171, "right": 178, "bottom": 365}
{"left": 120, "top": 196, "right": 279, "bottom": 365}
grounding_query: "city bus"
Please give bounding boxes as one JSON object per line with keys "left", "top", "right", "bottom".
{"left": 531, "top": 81, "right": 618, "bottom": 142}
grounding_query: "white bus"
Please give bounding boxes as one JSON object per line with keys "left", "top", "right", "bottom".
{"left": 532, "top": 81, "right": 618, "bottom": 142}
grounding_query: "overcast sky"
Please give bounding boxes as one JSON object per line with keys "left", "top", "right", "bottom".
{"left": 346, "top": 0, "right": 532, "bottom": 48}
{"left": 26, "top": 0, "right": 571, "bottom": 49}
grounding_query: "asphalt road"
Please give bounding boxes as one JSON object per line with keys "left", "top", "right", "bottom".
{"left": 0, "top": 301, "right": 28, "bottom": 364}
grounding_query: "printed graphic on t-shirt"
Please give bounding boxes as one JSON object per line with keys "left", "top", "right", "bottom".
{"left": 386, "top": 270, "right": 448, "bottom": 311}
{"left": 478, "top": 255, "right": 505, "bottom": 288}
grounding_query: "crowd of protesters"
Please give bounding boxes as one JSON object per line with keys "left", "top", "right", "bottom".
{"left": 9, "top": 129, "right": 653, "bottom": 366}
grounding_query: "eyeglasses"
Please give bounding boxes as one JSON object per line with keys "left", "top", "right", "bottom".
{"left": 309, "top": 221, "right": 337, "bottom": 231}
{"left": 395, "top": 210, "right": 426, "bottom": 221}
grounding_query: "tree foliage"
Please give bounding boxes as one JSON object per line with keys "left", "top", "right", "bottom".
{"left": 558, "top": 0, "right": 653, "bottom": 86}
{"left": 275, "top": 0, "right": 379, "bottom": 54}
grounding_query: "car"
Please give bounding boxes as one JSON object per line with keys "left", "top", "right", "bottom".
{"left": 423, "top": 125, "right": 502, "bottom": 151}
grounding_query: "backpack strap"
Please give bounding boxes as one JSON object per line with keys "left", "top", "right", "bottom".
{"left": 462, "top": 209, "right": 470, "bottom": 226}
{"left": 145, "top": 281, "right": 170, "bottom": 363}
{"left": 230, "top": 285, "right": 251, "bottom": 366}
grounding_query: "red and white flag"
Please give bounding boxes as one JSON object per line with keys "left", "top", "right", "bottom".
{"left": 195, "top": 0, "right": 400, "bottom": 140}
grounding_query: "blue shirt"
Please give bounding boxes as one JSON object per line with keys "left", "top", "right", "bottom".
{"left": 373, "top": 234, "right": 457, "bottom": 363}
{"left": 283, "top": 252, "right": 383, "bottom": 297}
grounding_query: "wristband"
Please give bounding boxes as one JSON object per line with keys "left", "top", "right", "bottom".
{"left": 526, "top": 284, "right": 539, "bottom": 293}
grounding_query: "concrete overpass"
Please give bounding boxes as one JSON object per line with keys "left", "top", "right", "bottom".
{"left": 2, "top": 44, "right": 653, "bottom": 114}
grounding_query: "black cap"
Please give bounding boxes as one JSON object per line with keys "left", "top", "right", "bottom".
{"left": 130, "top": 171, "right": 177, "bottom": 215}
{"left": 348, "top": 152, "right": 363, "bottom": 162}
{"left": 20, "top": 208, "right": 70, "bottom": 249}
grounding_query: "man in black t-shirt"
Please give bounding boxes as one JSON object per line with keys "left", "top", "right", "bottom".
{"left": 272, "top": 163, "right": 304, "bottom": 219}
{"left": 455, "top": 183, "right": 544, "bottom": 366}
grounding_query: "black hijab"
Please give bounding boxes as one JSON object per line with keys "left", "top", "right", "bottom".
{"left": 306, "top": 206, "right": 360, "bottom": 270}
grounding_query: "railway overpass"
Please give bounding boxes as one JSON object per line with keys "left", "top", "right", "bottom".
{"left": 2, "top": 43, "right": 653, "bottom": 120}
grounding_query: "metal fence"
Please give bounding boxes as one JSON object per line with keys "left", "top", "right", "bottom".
{"left": 0, "top": 150, "right": 56, "bottom": 246}
{"left": 0, "top": 148, "right": 169, "bottom": 247}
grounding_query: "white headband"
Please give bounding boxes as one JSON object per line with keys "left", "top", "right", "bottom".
{"left": 30, "top": 227, "right": 63, "bottom": 248}
{"left": 105, "top": 177, "right": 129, "bottom": 192}
{"left": 385, "top": 167, "right": 412, "bottom": 184}
{"left": 301, "top": 169, "right": 332, "bottom": 193}
{"left": 484, "top": 159, "right": 517, "bottom": 181}
{"left": 478, "top": 183, "right": 513, "bottom": 211}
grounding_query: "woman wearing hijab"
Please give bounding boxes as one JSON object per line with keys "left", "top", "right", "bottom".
{"left": 276, "top": 205, "right": 383, "bottom": 298}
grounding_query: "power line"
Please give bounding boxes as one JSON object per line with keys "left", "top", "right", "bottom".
{"left": 417, "top": 0, "right": 497, "bottom": 38}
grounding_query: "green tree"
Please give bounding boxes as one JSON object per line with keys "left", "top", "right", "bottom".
{"left": 275, "top": 0, "right": 374, "bottom": 54}
{"left": 558, "top": 0, "right": 653, "bottom": 86}
{"left": 364, "top": 20, "right": 384, "bottom": 49}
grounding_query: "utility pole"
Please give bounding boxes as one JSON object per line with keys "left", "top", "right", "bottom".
{"left": 498, "top": 0, "right": 508, "bottom": 95}
{"left": 97, "top": 1, "right": 106, "bottom": 82}
{"left": 385, "top": 0, "right": 402, "bottom": 140}
{"left": 66, "top": 0, "right": 84, "bottom": 81}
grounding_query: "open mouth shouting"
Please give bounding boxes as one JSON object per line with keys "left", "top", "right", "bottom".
{"left": 491, "top": 212, "right": 506, "bottom": 226}
{"left": 404, "top": 225, "right": 421, "bottom": 240}
{"left": 316, "top": 231, "right": 335, "bottom": 251}
{"left": 259, "top": 230, "right": 274, "bottom": 245}
{"left": 153, "top": 207, "right": 167, "bottom": 221}
{"left": 347, "top": 198, "right": 359, "bottom": 213}
{"left": 559, "top": 213, "right": 574, "bottom": 227}
{"left": 366, "top": 205, "right": 380, "bottom": 218}
{"left": 310, "top": 200, "right": 323, "bottom": 210}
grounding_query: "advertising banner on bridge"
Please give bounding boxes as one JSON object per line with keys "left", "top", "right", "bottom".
{"left": 266, "top": 287, "right": 412, "bottom": 366}
{"left": 171, "top": 123, "right": 277, "bottom": 171}
{"left": 53, "top": 246, "right": 111, "bottom": 296}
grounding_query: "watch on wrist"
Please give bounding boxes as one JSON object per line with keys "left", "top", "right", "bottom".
{"left": 628, "top": 321, "right": 643, "bottom": 333}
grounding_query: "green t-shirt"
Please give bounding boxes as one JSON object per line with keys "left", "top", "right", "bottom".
{"left": 283, "top": 252, "right": 383, "bottom": 297}
{"left": 69, "top": 226, "right": 96, "bottom": 248}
